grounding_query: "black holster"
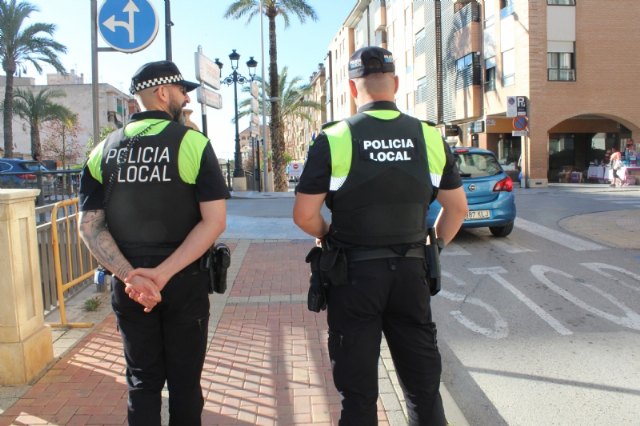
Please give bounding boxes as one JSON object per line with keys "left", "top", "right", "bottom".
{"left": 319, "top": 242, "right": 349, "bottom": 287}
{"left": 305, "top": 240, "right": 350, "bottom": 312}
{"left": 201, "top": 243, "right": 231, "bottom": 294}
{"left": 425, "top": 228, "right": 441, "bottom": 296}
{"left": 306, "top": 247, "right": 327, "bottom": 312}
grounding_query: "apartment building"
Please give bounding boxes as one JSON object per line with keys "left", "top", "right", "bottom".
{"left": 0, "top": 70, "right": 131, "bottom": 162}
{"left": 283, "top": 64, "right": 327, "bottom": 162}
{"left": 294, "top": 0, "right": 640, "bottom": 186}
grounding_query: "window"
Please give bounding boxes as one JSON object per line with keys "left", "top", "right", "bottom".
{"left": 547, "top": 0, "right": 575, "bottom": 5}
{"left": 548, "top": 52, "right": 576, "bottom": 81}
{"left": 456, "top": 152, "right": 502, "bottom": 178}
{"left": 485, "top": 0, "right": 495, "bottom": 28}
{"left": 500, "top": 0, "right": 514, "bottom": 17}
{"left": 416, "top": 77, "right": 427, "bottom": 104}
{"left": 485, "top": 57, "right": 496, "bottom": 91}
{"left": 456, "top": 53, "right": 473, "bottom": 71}
{"left": 502, "top": 49, "right": 515, "bottom": 86}
{"left": 415, "top": 29, "right": 426, "bottom": 57}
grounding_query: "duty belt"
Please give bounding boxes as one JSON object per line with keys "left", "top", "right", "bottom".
{"left": 346, "top": 246, "right": 425, "bottom": 263}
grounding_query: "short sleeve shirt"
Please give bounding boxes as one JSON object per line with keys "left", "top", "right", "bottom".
{"left": 79, "top": 110, "right": 229, "bottom": 211}
{"left": 296, "top": 101, "right": 462, "bottom": 195}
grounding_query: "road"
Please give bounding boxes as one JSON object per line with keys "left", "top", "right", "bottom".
{"left": 225, "top": 186, "right": 640, "bottom": 425}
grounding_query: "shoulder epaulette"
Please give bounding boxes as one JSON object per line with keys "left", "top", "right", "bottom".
{"left": 421, "top": 120, "right": 437, "bottom": 127}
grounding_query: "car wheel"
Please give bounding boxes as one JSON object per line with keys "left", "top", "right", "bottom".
{"left": 489, "top": 221, "right": 514, "bottom": 237}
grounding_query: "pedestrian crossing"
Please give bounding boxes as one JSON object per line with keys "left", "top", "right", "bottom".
{"left": 594, "top": 197, "right": 640, "bottom": 207}
{"left": 442, "top": 217, "right": 607, "bottom": 255}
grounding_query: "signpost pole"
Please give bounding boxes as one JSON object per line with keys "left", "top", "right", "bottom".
{"left": 260, "top": 0, "right": 270, "bottom": 192}
{"left": 201, "top": 105, "right": 208, "bottom": 136}
{"left": 164, "top": 0, "right": 172, "bottom": 61}
{"left": 91, "top": 0, "right": 100, "bottom": 148}
{"left": 521, "top": 137, "right": 528, "bottom": 189}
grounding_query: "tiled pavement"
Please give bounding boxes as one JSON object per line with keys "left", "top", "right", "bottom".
{"left": 0, "top": 240, "right": 401, "bottom": 426}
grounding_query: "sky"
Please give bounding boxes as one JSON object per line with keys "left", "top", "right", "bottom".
{"left": 22, "top": 0, "right": 356, "bottom": 160}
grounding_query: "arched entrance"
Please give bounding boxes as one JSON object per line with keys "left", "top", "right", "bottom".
{"left": 547, "top": 114, "right": 638, "bottom": 183}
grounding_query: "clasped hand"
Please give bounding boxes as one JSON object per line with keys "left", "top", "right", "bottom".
{"left": 123, "top": 268, "right": 169, "bottom": 313}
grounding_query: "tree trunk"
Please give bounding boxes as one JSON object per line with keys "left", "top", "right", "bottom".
{"left": 30, "top": 120, "right": 42, "bottom": 161}
{"left": 3, "top": 68, "right": 15, "bottom": 158}
{"left": 267, "top": 12, "right": 288, "bottom": 192}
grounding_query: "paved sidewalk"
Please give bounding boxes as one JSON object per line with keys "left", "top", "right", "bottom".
{"left": 3, "top": 184, "right": 636, "bottom": 425}
{"left": 0, "top": 239, "right": 467, "bottom": 425}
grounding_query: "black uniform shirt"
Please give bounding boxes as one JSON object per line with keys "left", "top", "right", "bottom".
{"left": 79, "top": 110, "right": 229, "bottom": 211}
{"left": 296, "top": 101, "right": 462, "bottom": 195}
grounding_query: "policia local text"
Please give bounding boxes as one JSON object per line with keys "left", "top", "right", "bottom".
{"left": 362, "top": 138, "right": 416, "bottom": 162}
{"left": 105, "top": 146, "right": 172, "bottom": 183}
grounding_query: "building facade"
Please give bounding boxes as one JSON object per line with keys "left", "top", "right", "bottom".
{"left": 284, "top": 64, "right": 327, "bottom": 162}
{"left": 292, "top": 0, "right": 640, "bottom": 186}
{"left": 0, "top": 71, "right": 131, "bottom": 163}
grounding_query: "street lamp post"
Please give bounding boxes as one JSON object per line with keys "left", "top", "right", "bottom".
{"left": 215, "top": 50, "right": 258, "bottom": 179}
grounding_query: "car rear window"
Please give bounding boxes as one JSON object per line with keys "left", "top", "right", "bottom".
{"left": 23, "top": 163, "right": 42, "bottom": 172}
{"left": 456, "top": 153, "right": 502, "bottom": 178}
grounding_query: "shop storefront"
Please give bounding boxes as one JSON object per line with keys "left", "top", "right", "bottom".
{"left": 549, "top": 119, "right": 636, "bottom": 184}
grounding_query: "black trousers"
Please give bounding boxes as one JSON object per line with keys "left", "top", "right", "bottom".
{"left": 326, "top": 257, "right": 446, "bottom": 426}
{"left": 112, "top": 259, "right": 210, "bottom": 426}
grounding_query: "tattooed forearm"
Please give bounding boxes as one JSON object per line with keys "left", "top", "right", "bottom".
{"left": 78, "top": 210, "right": 133, "bottom": 280}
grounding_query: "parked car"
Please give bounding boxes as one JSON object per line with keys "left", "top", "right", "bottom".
{"left": 427, "top": 147, "right": 516, "bottom": 237}
{"left": 0, "top": 159, "right": 49, "bottom": 186}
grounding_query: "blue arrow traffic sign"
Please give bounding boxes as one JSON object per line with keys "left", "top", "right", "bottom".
{"left": 98, "top": 0, "right": 158, "bottom": 53}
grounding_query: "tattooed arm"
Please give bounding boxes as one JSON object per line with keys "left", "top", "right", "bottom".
{"left": 78, "top": 209, "right": 161, "bottom": 311}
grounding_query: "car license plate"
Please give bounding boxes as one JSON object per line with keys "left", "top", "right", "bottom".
{"left": 466, "top": 210, "right": 490, "bottom": 220}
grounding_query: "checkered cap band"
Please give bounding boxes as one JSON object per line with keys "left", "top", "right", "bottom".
{"left": 130, "top": 74, "right": 184, "bottom": 94}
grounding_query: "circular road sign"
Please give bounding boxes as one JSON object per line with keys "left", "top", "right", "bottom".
{"left": 513, "top": 116, "right": 528, "bottom": 131}
{"left": 98, "top": 0, "right": 159, "bottom": 53}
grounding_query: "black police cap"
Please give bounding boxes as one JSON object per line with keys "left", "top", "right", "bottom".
{"left": 348, "top": 46, "right": 395, "bottom": 79}
{"left": 129, "top": 60, "right": 199, "bottom": 95}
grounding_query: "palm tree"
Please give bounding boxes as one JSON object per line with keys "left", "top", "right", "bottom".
{"left": 12, "top": 87, "right": 73, "bottom": 161}
{"left": 237, "top": 67, "right": 322, "bottom": 164}
{"left": 237, "top": 67, "right": 321, "bottom": 124}
{"left": 0, "top": 0, "right": 67, "bottom": 158}
{"left": 224, "top": 0, "right": 318, "bottom": 191}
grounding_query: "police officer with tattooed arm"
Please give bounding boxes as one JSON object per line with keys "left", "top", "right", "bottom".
{"left": 293, "top": 47, "right": 467, "bottom": 426}
{"left": 78, "top": 60, "right": 229, "bottom": 425}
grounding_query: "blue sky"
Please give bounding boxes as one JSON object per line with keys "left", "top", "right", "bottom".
{"left": 23, "top": 0, "right": 356, "bottom": 159}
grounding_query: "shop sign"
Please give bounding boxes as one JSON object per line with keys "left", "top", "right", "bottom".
{"left": 470, "top": 120, "right": 485, "bottom": 134}
{"left": 445, "top": 125, "right": 460, "bottom": 136}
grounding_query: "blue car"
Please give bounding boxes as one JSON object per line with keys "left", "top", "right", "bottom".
{"left": 0, "top": 159, "right": 49, "bottom": 186}
{"left": 427, "top": 147, "right": 516, "bottom": 237}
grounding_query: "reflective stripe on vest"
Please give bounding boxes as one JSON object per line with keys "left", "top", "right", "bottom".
{"left": 324, "top": 110, "right": 446, "bottom": 191}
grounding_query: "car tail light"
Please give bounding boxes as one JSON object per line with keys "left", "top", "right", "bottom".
{"left": 18, "top": 174, "right": 36, "bottom": 181}
{"left": 493, "top": 176, "right": 513, "bottom": 192}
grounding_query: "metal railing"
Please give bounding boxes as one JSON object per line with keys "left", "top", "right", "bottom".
{"left": 47, "top": 198, "right": 97, "bottom": 328}
{"left": 0, "top": 169, "right": 81, "bottom": 206}
{"left": 36, "top": 199, "right": 97, "bottom": 322}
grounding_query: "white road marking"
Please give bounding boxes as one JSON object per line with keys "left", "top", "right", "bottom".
{"left": 488, "top": 238, "right": 534, "bottom": 253}
{"left": 515, "top": 218, "right": 606, "bottom": 251}
{"left": 441, "top": 242, "right": 470, "bottom": 256}
{"left": 470, "top": 266, "right": 573, "bottom": 335}
{"left": 581, "top": 263, "right": 640, "bottom": 293}
{"left": 532, "top": 265, "right": 640, "bottom": 331}
{"left": 440, "top": 290, "right": 509, "bottom": 339}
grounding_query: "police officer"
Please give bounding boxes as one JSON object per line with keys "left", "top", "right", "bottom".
{"left": 293, "top": 46, "right": 467, "bottom": 425}
{"left": 78, "top": 60, "right": 229, "bottom": 425}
